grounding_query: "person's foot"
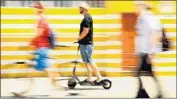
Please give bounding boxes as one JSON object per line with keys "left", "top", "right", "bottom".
{"left": 156, "top": 94, "right": 163, "bottom": 98}
{"left": 93, "top": 78, "right": 103, "bottom": 85}
{"left": 86, "top": 78, "right": 93, "bottom": 82}
{"left": 11, "top": 92, "right": 25, "bottom": 98}
{"left": 51, "top": 78, "right": 59, "bottom": 88}
{"left": 80, "top": 78, "right": 93, "bottom": 85}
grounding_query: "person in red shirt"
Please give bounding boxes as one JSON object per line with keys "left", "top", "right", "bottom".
{"left": 12, "top": 2, "right": 59, "bottom": 97}
{"left": 30, "top": 2, "right": 51, "bottom": 49}
{"left": 31, "top": 0, "right": 59, "bottom": 84}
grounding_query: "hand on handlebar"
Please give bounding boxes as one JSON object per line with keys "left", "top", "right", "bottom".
{"left": 74, "top": 39, "right": 79, "bottom": 44}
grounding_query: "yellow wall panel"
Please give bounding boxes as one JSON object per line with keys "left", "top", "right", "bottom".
{"left": 1, "top": 3, "right": 176, "bottom": 77}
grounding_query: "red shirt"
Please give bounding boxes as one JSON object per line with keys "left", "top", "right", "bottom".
{"left": 30, "top": 15, "right": 51, "bottom": 49}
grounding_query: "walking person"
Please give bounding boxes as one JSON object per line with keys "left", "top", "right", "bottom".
{"left": 135, "top": 2, "right": 163, "bottom": 98}
{"left": 12, "top": 1, "right": 60, "bottom": 97}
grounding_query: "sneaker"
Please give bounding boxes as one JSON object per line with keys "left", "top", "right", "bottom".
{"left": 11, "top": 92, "right": 25, "bottom": 98}
{"left": 93, "top": 80, "right": 102, "bottom": 85}
{"left": 80, "top": 79, "right": 93, "bottom": 85}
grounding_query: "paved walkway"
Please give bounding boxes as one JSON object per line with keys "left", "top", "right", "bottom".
{"left": 1, "top": 76, "right": 176, "bottom": 98}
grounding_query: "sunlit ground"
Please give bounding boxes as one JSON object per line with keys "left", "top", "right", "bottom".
{"left": 1, "top": 76, "right": 176, "bottom": 98}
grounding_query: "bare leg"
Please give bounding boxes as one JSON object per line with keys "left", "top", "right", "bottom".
{"left": 88, "top": 62, "right": 102, "bottom": 81}
{"left": 46, "top": 68, "right": 61, "bottom": 88}
{"left": 85, "top": 63, "right": 93, "bottom": 81}
{"left": 147, "top": 54, "right": 162, "bottom": 97}
{"left": 12, "top": 68, "right": 35, "bottom": 96}
{"left": 45, "top": 58, "right": 62, "bottom": 88}
{"left": 153, "top": 74, "right": 162, "bottom": 97}
{"left": 150, "top": 68, "right": 162, "bottom": 97}
{"left": 22, "top": 72, "right": 34, "bottom": 94}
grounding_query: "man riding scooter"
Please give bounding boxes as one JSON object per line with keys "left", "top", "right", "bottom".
{"left": 74, "top": 2, "right": 103, "bottom": 85}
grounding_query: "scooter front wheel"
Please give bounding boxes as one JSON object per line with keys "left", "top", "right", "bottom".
{"left": 68, "top": 78, "right": 77, "bottom": 89}
{"left": 101, "top": 79, "right": 112, "bottom": 89}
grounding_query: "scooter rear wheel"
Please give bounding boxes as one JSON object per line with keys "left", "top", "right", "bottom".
{"left": 68, "top": 78, "right": 77, "bottom": 89}
{"left": 101, "top": 79, "right": 112, "bottom": 89}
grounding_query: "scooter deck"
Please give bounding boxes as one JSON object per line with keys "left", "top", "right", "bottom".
{"left": 79, "top": 82, "right": 102, "bottom": 86}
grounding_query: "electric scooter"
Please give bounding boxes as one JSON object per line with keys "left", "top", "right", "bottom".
{"left": 67, "top": 46, "right": 112, "bottom": 89}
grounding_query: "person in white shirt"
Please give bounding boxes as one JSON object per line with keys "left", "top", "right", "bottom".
{"left": 135, "top": 2, "right": 163, "bottom": 98}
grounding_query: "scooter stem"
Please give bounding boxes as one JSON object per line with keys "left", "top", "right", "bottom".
{"left": 72, "top": 45, "right": 81, "bottom": 83}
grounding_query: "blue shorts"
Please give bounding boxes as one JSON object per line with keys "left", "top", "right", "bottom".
{"left": 32, "top": 47, "right": 50, "bottom": 71}
{"left": 80, "top": 44, "right": 93, "bottom": 64}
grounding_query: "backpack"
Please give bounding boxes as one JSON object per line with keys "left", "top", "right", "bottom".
{"left": 161, "top": 28, "right": 171, "bottom": 51}
{"left": 48, "top": 30, "right": 56, "bottom": 49}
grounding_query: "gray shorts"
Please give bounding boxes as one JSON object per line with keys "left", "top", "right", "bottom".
{"left": 80, "top": 44, "right": 93, "bottom": 63}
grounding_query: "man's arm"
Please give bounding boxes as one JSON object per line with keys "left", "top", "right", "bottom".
{"left": 77, "top": 27, "right": 89, "bottom": 41}
{"left": 74, "top": 17, "right": 90, "bottom": 43}
{"left": 151, "top": 30, "right": 162, "bottom": 46}
{"left": 147, "top": 15, "right": 162, "bottom": 54}
{"left": 147, "top": 30, "right": 161, "bottom": 64}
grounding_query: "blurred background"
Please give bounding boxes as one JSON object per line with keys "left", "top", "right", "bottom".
{"left": 1, "top": 0, "right": 176, "bottom": 78}
{"left": 1, "top": 0, "right": 176, "bottom": 98}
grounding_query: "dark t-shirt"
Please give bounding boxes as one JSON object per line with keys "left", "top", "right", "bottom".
{"left": 79, "top": 13, "right": 93, "bottom": 45}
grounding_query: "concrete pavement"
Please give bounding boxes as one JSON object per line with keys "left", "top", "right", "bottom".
{"left": 1, "top": 76, "right": 176, "bottom": 98}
